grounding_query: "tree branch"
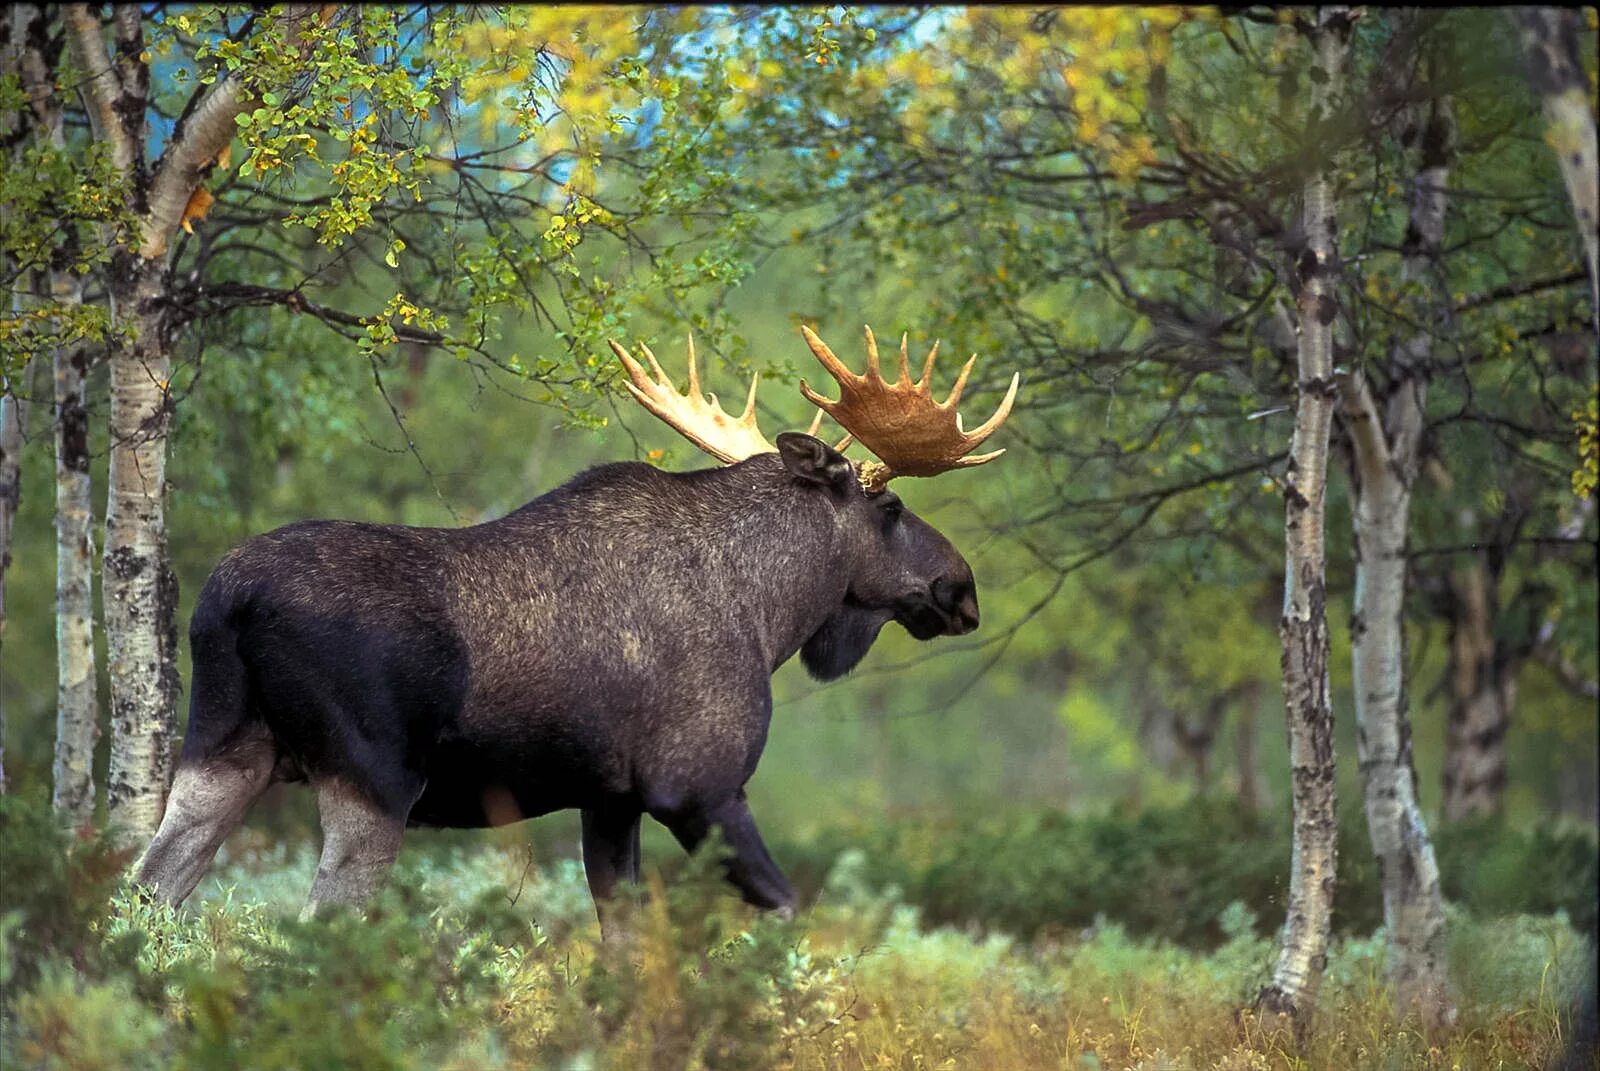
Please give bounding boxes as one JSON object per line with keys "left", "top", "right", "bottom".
{"left": 62, "top": 3, "right": 134, "bottom": 172}
{"left": 142, "top": 4, "right": 323, "bottom": 259}
{"left": 1336, "top": 367, "right": 1392, "bottom": 489}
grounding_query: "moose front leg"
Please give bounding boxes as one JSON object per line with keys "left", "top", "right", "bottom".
{"left": 581, "top": 805, "right": 643, "bottom": 939}
{"left": 657, "top": 790, "right": 796, "bottom": 915}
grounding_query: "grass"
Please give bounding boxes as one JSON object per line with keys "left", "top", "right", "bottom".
{"left": 1, "top": 801, "right": 1595, "bottom": 1070}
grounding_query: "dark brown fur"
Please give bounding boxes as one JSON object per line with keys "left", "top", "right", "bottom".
{"left": 134, "top": 435, "right": 979, "bottom": 921}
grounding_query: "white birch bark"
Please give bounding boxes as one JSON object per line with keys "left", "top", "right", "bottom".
{"left": 1513, "top": 8, "right": 1600, "bottom": 332}
{"left": 65, "top": 2, "right": 325, "bottom": 842}
{"left": 52, "top": 268, "right": 101, "bottom": 826}
{"left": 102, "top": 262, "right": 182, "bottom": 840}
{"left": 1343, "top": 374, "right": 1454, "bottom": 1025}
{"left": 1256, "top": 5, "right": 1353, "bottom": 1036}
{"left": 19, "top": 5, "right": 105, "bottom": 824}
{"left": 1339, "top": 74, "right": 1456, "bottom": 1028}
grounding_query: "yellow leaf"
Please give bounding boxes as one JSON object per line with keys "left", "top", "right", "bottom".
{"left": 180, "top": 187, "right": 214, "bottom": 235}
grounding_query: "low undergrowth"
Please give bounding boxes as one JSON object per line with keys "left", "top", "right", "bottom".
{"left": 1, "top": 795, "right": 1594, "bottom": 1070}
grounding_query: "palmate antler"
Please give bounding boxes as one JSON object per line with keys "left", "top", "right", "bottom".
{"left": 609, "top": 337, "right": 834, "bottom": 464}
{"left": 610, "top": 326, "right": 1017, "bottom": 491}
{"left": 798, "top": 325, "right": 1019, "bottom": 491}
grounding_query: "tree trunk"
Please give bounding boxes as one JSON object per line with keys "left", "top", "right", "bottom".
{"left": 1344, "top": 373, "right": 1455, "bottom": 1026}
{"left": 1339, "top": 68, "right": 1455, "bottom": 1028}
{"left": 0, "top": 351, "right": 25, "bottom": 797}
{"left": 1255, "top": 6, "right": 1353, "bottom": 1037}
{"left": 1513, "top": 7, "right": 1600, "bottom": 331}
{"left": 1441, "top": 556, "right": 1512, "bottom": 821}
{"left": 52, "top": 269, "right": 100, "bottom": 826}
{"left": 0, "top": 4, "right": 42, "bottom": 796}
{"left": 102, "top": 260, "right": 181, "bottom": 842}
{"left": 63, "top": 3, "right": 322, "bottom": 843}
{"left": 1235, "top": 683, "right": 1261, "bottom": 815}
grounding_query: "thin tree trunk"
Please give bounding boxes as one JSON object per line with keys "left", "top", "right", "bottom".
{"left": 0, "top": 358, "right": 25, "bottom": 798}
{"left": 0, "top": 360, "right": 24, "bottom": 652}
{"left": 1256, "top": 5, "right": 1353, "bottom": 1036}
{"left": 1513, "top": 7, "right": 1600, "bottom": 332}
{"left": 52, "top": 269, "right": 100, "bottom": 826}
{"left": 1338, "top": 68, "right": 1456, "bottom": 1028}
{"left": 1235, "top": 682, "right": 1261, "bottom": 815}
{"left": 64, "top": 2, "right": 325, "bottom": 843}
{"left": 19, "top": 7, "right": 105, "bottom": 824}
{"left": 0, "top": 2, "right": 44, "bottom": 796}
{"left": 1441, "top": 556, "right": 1512, "bottom": 821}
{"left": 102, "top": 262, "right": 181, "bottom": 841}
{"left": 1343, "top": 373, "right": 1455, "bottom": 1025}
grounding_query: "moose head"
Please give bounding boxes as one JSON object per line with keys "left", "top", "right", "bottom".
{"left": 610, "top": 325, "right": 1018, "bottom": 677}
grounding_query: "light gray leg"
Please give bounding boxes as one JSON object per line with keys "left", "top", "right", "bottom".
{"left": 133, "top": 740, "right": 276, "bottom": 905}
{"left": 302, "top": 780, "right": 406, "bottom": 919}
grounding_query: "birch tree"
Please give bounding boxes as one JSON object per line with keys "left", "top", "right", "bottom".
{"left": 1252, "top": 6, "right": 1355, "bottom": 1034}
{"left": 1331, "top": 22, "right": 1457, "bottom": 1027}
{"left": 58, "top": 3, "right": 325, "bottom": 841}
{"left": 5, "top": 2, "right": 103, "bottom": 824}
{"left": 1513, "top": 7, "right": 1599, "bottom": 332}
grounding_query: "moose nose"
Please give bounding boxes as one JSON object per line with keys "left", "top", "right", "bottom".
{"left": 932, "top": 577, "right": 979, "bottom": 635}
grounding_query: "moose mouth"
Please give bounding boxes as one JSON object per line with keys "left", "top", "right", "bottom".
{"left": 895, "top": 591, "right": 979, "bottom": 640}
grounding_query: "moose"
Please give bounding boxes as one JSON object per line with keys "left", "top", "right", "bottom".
{"left": 133, "top": 325, "right": 1018, "bottom": 926}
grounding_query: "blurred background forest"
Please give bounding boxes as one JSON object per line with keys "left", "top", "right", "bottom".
{"left": 1, "top": 5, "right": 1597, "bottom": 1069}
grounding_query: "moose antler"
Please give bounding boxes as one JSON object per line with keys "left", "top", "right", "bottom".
{"left": 610, "top": 337, "right": 778, "bottom": 464}
{"left": 798, "top": 325, "right": 1019, "bottom": 490}
{"left": 610, "top": 336, "right": 844, "bottom": 465}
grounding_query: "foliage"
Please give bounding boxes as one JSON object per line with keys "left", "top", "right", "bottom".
{"left": 0, "top": 786, "right": 1592, "bottom": 1071}
{"left": 777, "top": 800, "right": 1600, "bottom": 946}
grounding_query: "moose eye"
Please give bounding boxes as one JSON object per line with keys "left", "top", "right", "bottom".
{"left": 877, "top": 493, "right": 903, "bottom": 521}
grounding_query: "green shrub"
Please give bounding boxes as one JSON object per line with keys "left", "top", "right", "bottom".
{"left": 780, "top": 800, "right": 1598, "bottom": 948}
{"left": 0, "top": 794, "right": 138, "bottom": 998}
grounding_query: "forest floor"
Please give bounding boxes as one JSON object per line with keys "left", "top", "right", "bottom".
{"left": 2, "top": 806, "right": 1594, "bottom": 1070}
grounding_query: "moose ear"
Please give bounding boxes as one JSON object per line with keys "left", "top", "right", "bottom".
{"left": 776, "top": 432, "right": 855, "bottom": 493}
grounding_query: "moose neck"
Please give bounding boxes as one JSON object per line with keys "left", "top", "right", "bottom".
{"left": 686, "top": 455, "right": 861, "bottom": 673}
{"left": 483, "top": 454, "right": 862, "bottom": 676}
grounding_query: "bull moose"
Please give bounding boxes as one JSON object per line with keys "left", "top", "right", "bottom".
{"left": 133, "top": 326, "right": 1019, "bottom": 926}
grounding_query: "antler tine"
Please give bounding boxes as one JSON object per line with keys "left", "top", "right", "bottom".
{"left": 918, "top": 339, "right": 940, "bottom": 394}
{"left": 741, "top": 374, "right": 760, "bottom": 421}
{"left": 957, "top": 371, "right": 1020, "bottom": 446}
{"left": 637, "top": 341, "right": 670, "bottom": 387}
{"left": 800, "top": 324, "right": 858, "bottom": 386}
{"left": 609, "top": 337, "right": 777, "bottom": 465}
{"left": 796, "top": 325, "right": 1020, "bottom": 485}
{"left": 684, "top": 334, "right": 700, "bottom": 398}
{"left": 943, "top": 354, "right": 977, "bottom": 412}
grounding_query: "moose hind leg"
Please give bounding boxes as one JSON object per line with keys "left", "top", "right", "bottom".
{"left": 303, "top": 780, "right": 407, "bottom": 917}
{"left": 133, "top": 736, "right": 277, "bottom": 906}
